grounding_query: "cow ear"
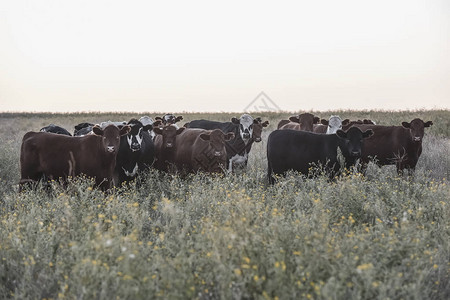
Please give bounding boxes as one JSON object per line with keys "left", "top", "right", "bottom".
{"left": 200, "top": 133, "right": 210, "bottom": 141}
{"left": 92, "top": 125, "right": 104, "bottom": 136}
{"left": 335, "top": 130, "right": 347, "bottom": 139}
{"left": 175, "top": 116, "right": 183, "bottom": 122}
{"left": 313, "top": 117, "right": 321, "bottom": 124}
{"left": 321, "top": 119, "right": 328, "bottom": 126}
{"left": 262, "top": 120, "right": 269, "bottom": 127}
{"left": 225, "top": 132, "right": 235, "bottom": 141}
{"left": 289, "top": 116, "right": 299, "bottom": 123}
{"left": 342, "top": 119, "right": 350, "bottom": 126}
{"left": 402, "top": 122, "right": 411, "bottom": 128}
{"left": 143, "top": 124, "right": 153, "bottom": 131}
{"left": 362, "top": 129, "right": 374, "bottom": 139}
{"left": 231, "top": 117, "right": 240, "bottom": 124}
{"left": 254, "top": 117, "right": 262, "bottom": 124}
{"left": 424, "top": 121, "right": 433, "bottom": 127}
{"left": 120, "top": 125, "right": 131, "bottom": 136}
{"left": 176, "top": 127, "right": 185, "bottom": 135}
{"left": 153, "top": 127, "right": 163, "bottom": 135}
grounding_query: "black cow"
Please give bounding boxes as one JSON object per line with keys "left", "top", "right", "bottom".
{"left": 267, "top": 127, "right": 373, "bottom": 183}
{"left": 40, "top": 124, "right": 72, "bottom": 136}
{"left": 187, "top": 114, "right": 269, "bottom": 172}
{"left": 115, "top": 119, "right": 155, "bottom": 185}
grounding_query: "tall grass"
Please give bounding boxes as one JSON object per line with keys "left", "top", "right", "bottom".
{"left": 0, "top": 110, "right": 449, "bottom": 299}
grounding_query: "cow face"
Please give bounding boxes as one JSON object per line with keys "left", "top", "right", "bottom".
{"left": 153, "top": 125, "right": 185, "bottom": 148}
{"left": 252, "top": 117, "right": 269, "bottom": 142}
{"left": 231, "top": 114, "right": 254, "bottom": 143}
{"left": 336, "top": 127, "right": 373, "bottom": 158}
{"left": 93, "top": 125, "right": 131, "bottom": 154}
{"left": 402, "top": 119, "right": 433, "bottom": 143}
{"left": 200, "top": 130, "right": 235, "bottom": 157}
{"left": 288, "top": 113, "right": 318, "bottom": 131}
{"left": 156, "top": 114, "right": 183, "bottom": 125}
{"left": 326, "top": 115, "right": 343, "bottom": 134}
{"left": 125, "top": 119, "right": 152, "bottom": 152}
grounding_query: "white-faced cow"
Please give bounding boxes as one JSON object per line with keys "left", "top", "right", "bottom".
{"left": 313, "top": 115, "right": 347, "bottom": 134}
{"left": 278, "top": 113, "right": 321, "bottom": 131}
{"left": 267, "top": 127, "right": 373, "bottom": 183}
{"left": 115, "top": 119, "right": 155, "bottom": 185}
{"left": 186, "top": 114, "right": 269, "bottom": 172}
{"left": 168, "top": 128, "right": 235, "bottom": 174}
{"left": 350, "top": 118, "right": 432, "bottom": 174}
{"left": 20, "top": 124, "right": 130, "bottom": 191}
{"left": 155, "top": 114, "right": 183, "bottom": 129}
{"left": 40, "top": 124, "right": 72, "bottom": 136}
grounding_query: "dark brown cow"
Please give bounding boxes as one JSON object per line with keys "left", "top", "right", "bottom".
{"left": 279, "top": 113, "right": 320, "bottom": 131}
{"left": 252, "top": 117, "right": 270, "bottom": 142}
{"left": 153, "top": 125, "right": 186, "bottom": 172}
{"left": 20, "top": 125, "right": 131, "bottom": 191}
{"left": 172, "top": 129, "right": 234, "bottom": 173}
{"left": 351, "top": 118, "right": 432, "bottom": 174}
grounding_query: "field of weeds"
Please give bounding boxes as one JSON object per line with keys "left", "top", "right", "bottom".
{"left": 0, "top": 110, "right": 449, "bottom": 299}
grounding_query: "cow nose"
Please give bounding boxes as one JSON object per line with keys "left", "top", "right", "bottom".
{"left": 351, "top": 151, "right": 360, "bottom": 157}
{"left": 131, "top": 143, "right": 141, "bottom": 151}
{"left": 166, "top": 142, "right": 173, "bottom": 148}
{"left": 254, "top": 137, "right": 262, "bottom": 142}
{"left": 414, "top": 137, "right": 421, "bottom": 142}
{"left": 214, "top": 151, "right": 222, "bottom": 157}
{"left": 243, "top": 133, "right": 250, "bottom": 139}
{"left": 107, "top": 146, "right": 115, "bottom": 153}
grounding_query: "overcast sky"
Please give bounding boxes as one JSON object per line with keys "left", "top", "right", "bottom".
{"left": 1, "top": 0, "right": 449, "bottom": 113}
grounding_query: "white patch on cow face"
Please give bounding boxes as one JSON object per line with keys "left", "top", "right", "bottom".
{"left": 326, "top": 116, "right": 343, "bottom": 134}
{"left": 122, "top": 163, "right": 139, "bottom": 177}
{"left": 107, "top": 146, "right": 115, "bottom": 153}
{"left": 239, "top": 114, "right": 254, "bottom": 144}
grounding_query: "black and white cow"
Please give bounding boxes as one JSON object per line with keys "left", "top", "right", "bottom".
{"left": 267, "top": 127, "right": 373, "bottom": 183}
{"left": 155, "top": 114, "right": 183, "bottom": 129}
{"left": 40, "top": 124, "right": 72, "bottom": 136}
{"left": 187, "top": 114, "right": 269, "bottom": 172}
{"left": 139, "top": 116, "right": 162, "bottom": 141}
{"left": 115, "top": 119, "right": 155, "bottom": 185}
{"left": 74, "top": 122, "right": 95, "bottom": 136}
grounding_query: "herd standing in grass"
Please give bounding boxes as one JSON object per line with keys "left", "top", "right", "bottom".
{"left": 19, "top": 113, "right": 432, "bottom": 190}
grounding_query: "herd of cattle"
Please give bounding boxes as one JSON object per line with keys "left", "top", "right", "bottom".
{"left": 19, "top": 113, "right": 433, "bottom": 190}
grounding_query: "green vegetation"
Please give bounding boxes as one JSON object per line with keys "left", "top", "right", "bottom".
{"left": 0, "top": 110, "right": 449, "bottom": 299}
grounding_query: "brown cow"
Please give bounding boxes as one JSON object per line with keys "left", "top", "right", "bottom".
{"left": 252, "top": 117, "right": 270, "bottom": 142}
{"left": 20, "top": 124, "right": 131, "bottom": 191}
{"left": 153, "top": 125, "right": 186, "bottom": 172}
{"left": 279, "top": 113, "right": 320, "bottom": 131}
{"left": 351, "top": 118, "right": 432, "bottom": 174}
{"left": 172, "top": 129, "right": 235, "bottom": 173}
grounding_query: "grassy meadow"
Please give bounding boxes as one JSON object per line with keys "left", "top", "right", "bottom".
{"left": 0, "top": 110, "right": 449, "bottom": 299}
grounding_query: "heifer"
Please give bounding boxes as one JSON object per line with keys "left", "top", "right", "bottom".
{"left": 350, "top": 118, "right": 432, "bottom": 174}
{"left": 278, "top": 113, "right": 320, "bottom": 131}
{"left": 170, "top": 129, "right": 235, "bottom": 174}
{"left": 155, "top": 114, "right": 183, "bottom": 129}
{"left": 313, "top": 116, "right": 347, "bottom": 134}
{"left": 20, "top": 124, "right": 130, "bottom": 191}
{"left": 115, "top": 119, "right": 155, "bottom": 185}
{"left": 267, "top": 127, "right": 373, "bottom": 183}
{"left": 153, "top": 125, "right": 186, "bottom": 172}
{"left": 187, "top": 114, "right": 269, "bottom": 172}
{"left": 40, "top": 124, "right": 72, "bottom": 136}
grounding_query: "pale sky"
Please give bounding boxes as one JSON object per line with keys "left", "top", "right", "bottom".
{"left": 1, "top": 0, "right": 449, "bottom": 113}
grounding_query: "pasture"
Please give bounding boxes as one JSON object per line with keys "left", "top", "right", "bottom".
{"left": 0, "top": 110, "right": 449, "bottom": 299}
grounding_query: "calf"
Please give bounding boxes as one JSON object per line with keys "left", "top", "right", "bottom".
{"left": 171, "top": 129, "right": 235, "bottom": 173}
{"left": 267, "top": 127, "right": 373, "bottom": 183}
{"left": 278, "top": 113, "right": 320, "bottom": 131}
{"left": 350, "top": 118, "right": 432, "bottom": 174}
{"left": 20, "top": 124, "right": 130, "bottom": 191}
{"left": 40, "top": 124, "right": 72, "bottom": 136}
{"left": 115, "top": 119, "right": 155, "bottom": 185}
{"left": 187, "top": 114, "right": 269, "bottom": 171}
{"left": 313, "top": 116, "right": 346, "bottom": 134}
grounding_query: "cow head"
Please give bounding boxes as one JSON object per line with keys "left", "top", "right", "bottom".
{"left": 401, "top": 119, "right": 433, "bottom": 143}
{"left": 153, "top": 125, "right": 185, "bottom": 148}
{"left": 336, "top": 127, "right": 373, "bottom": 158}
{"left": 252, "top": 117, "right": 269, "bottom": 142}
{"left": 326, "top": 115, "right": 343, "bottom": 134}
{"left": 93, "top": 124, "right": 131, "bottom": 154}
{"left": 288, "top": 113, "right": 319, "bottom": 131}
{"left": 124, "top": 119, "right": 152, "bottom": 152}
{"left": 155, "top": 114, "right": 183, "bottom": 126}
{"left": 231, "top": 114, "right": 255, "bottom": 144}
{"left": 200, "top": 130, "right": 235, "bottom": 157}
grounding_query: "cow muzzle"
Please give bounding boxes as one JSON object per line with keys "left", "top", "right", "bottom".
{"left": 351, "top": 151, "right": 361, "bottom": 157}
{"left": 413, "top": 136, "right": 421, "bottom": 142}
{"left": 214, "top": 151, "right": 222, "bottom": 157}
{"left": 254, "top": 137, "right": 262, "bottom": 142}
{"left": 243, "top": 133, "right": 250, "bottom": 139}
{"left": 131, "top": 144, "right": 141, "bottom": 152}
{"left": 166, "top": 143, "right": 173, "bottom": 148}
{"left": 107, "top": 146, "right": 115, "bottom": 153}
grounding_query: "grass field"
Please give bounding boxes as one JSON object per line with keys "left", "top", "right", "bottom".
{"left": 0, "top": 110, "right": 449, "bottom": 299}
